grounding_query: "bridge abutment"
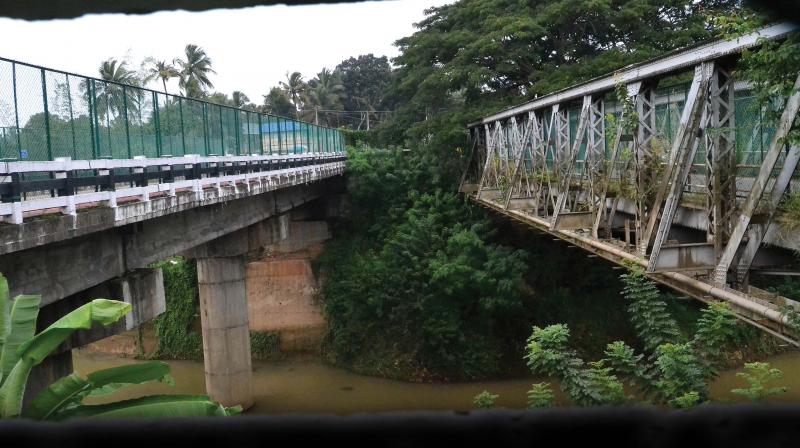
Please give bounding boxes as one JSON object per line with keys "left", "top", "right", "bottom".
{"left": 197, "top": 256, "right": 253, "bottom": 410}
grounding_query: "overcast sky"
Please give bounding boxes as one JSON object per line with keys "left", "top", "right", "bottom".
{"left": 0, "top": 0, "right": 453, "bottom": 103}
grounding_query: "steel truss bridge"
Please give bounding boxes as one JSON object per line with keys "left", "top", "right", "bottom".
{"left": 462, "top": 23, "right": 800, "bottom": 346}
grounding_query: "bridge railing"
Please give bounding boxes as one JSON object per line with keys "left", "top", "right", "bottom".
{"left": 0, "top": 56, "right": 345, "bottom": 162}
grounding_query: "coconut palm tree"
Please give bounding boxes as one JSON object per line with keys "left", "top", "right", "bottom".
{"left": 142, "top": 58, "right": 180, "bottom": 94}
{"left": 96, "top": 58, "right": 141, "bottom": 121}
{"left": 279, "top": 71, "right": 306, "bottom": 118}
{"left": 304, "top": 68, "right": 346, "bottom": 125}
{"left": 174, "top": 44, "right": 216, "bottom": 98}
{"left": 231, "top": 91, "right": 250, "bottom": 109}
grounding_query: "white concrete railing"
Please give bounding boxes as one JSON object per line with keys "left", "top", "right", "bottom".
{"left": 0, "top": 155, "right": 346, "bottom": 225}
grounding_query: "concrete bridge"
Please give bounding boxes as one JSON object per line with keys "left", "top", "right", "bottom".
{"left": 463, "top": 23, "right": 800, "bottom": 346}
{"left": 0, "top": 56, "right": 347, "bottom": 408}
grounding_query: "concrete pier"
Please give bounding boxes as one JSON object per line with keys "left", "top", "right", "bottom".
{"left": 197, "top": 256, "right": 253, "bottom": 409}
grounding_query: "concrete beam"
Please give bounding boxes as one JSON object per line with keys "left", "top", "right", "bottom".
{"left": 651, "top": 243, "right": 715, "bottom": 271}
{"left": 0, "top": 182, "right": 328, "bottom": 305}
{"left": 34, "top": 267, "right": 166, "bottom": 352}
{"left": 552, "top": 211, "right": 593, "bottom": 230}
{"left": 507, "top": 198, "right": 537, "bottom": 210}
{"left": 478, "top": 188, "right": 502, "bottom": 201}
{"left": 186, "top": 215, "right": 290, "bottom": 259}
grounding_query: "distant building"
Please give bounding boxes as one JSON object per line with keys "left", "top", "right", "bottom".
{"left": 242, "top": 119, "right": 311, "bottom": 154}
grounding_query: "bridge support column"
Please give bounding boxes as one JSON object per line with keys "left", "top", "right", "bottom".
{"left": 197, "top": 256, "right": 253, "bottom": 410}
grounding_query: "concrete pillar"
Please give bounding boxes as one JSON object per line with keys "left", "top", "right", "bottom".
{"left": 196, "top": 256, "right": 253, "bottom": 409}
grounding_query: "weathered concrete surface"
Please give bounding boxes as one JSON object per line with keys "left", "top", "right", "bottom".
{"left": 81, "top": 323, "right": 158, "bottom": 358}
{"left": 246, "top": 244, "right": 327, "bottom": 352}
{"left": 0, "top": 180, "right": 333, "bottom": 305}
{"left": 197, "top": 256, "right": 253, "bottom": 409}
{"left": 34, "top": 268, "right": 166, "bottom": 352}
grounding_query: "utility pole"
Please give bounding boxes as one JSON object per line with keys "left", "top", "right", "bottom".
{"left": 366, "top": 110, "right": 370, "bottom": 131}
{"left": 314, "top": 107, "right": 319, "bottom": 125}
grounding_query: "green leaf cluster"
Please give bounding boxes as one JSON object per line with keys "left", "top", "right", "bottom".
{"left": 525, "top": 268, "right": 744, "bottom": 408}
{"left": 731, "top": 362, "right": 788, "bottom": 402}
{"left": 526, "top": 382, "right": 554, "bottom": 409}
{"left": 0, "top": 273, "right": 238, "bottom": 420}
{"left": 473, "top": 390, "right": 498, "bottom": 409}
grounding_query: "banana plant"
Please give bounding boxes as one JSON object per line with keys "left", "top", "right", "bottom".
{"left": 0, "top": 273, "right": 241, "bottom": 420}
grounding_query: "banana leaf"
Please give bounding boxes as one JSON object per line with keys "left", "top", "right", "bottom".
{"left": 0, "top": 295, "right": 41, "bottom": 379}
{"left": 0, "top": 274, "right": 9, "bottom": 385}
{"left": 51, "top": 395, "right": 239, "bottom": 420}
{"left": 23, "top": 361, "right": 174, "bottom": 421}
{"left": 0, "top": 299, "right": 131, "bottom": 418}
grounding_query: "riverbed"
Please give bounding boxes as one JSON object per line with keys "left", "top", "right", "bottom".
{"left": 72, "top": 350, "right": 800, "bottom": 414}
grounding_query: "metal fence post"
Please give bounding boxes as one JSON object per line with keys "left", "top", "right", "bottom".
{"left": 257, "top": 113, "right": 264, "bottom": 155}
{"left": 40, "top": 68, "right": 53, "bottom": 160}
{"left": 12, "top": 62, "right": 22, "bottom": 159}
{"left": 179, "top": 96, "right": 187, "bottom": 155}
{"left": 122, "top": 85, "right": 132, "bottom": 159}
{"left": 89, "top": 80, "right": 99, "bottom": 159}
{"left": 202, "top": 102, "right": 210, "bottom": 156}
{"left": 218, "top": 106, "right": 224, "bottom": 155}
{"left": 153, "top": 91, "right": 162, "bottom": 157}
{"left": 66, "top": 74, "right": 77, "bottom": 159}
{"left": 277, "top": 117, "right": 283, "bottom": 155}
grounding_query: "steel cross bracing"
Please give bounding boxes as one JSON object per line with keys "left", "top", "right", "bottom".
{"left": 462, "top": 23, "right": 800, "bottom": 345}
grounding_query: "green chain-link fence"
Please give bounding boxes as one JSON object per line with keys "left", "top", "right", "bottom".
{"left": 0, "top": 57, "right": 344, "bottom": 162}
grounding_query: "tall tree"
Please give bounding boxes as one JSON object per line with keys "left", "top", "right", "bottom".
{"left": 304, "top": 68, "right": 346, "bottom": 125}
{"left": 231, "top": 91, "right": 250, "bottom": 108}
{"left": 385, "top": 0, "right": 741, "bottom": 149}
{"left": 279, "top": 71, "right": 306, "bottom": 118}
{"left": 336, "top": 54, "right": 393, "bottom": 113}
{"left": 174, "top": 44, "right": 216, "bottom": 98}
{"left": 96, "top": 58, "right": 140, "bottom": 120}
{"left": 262, "top": 87, "right": 296, "bottom": 117}
{"left": 142, "top": 58, "right": 179, "bottom": 94}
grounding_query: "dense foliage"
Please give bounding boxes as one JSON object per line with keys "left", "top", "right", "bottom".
{"left": 320, "top": 146, "right": 529, "bottom": 380}
{"left": 525, "top": 269, "right": 746, "bottom": 408}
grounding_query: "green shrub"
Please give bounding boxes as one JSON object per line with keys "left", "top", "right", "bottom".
{"left": 473, "top": 391, "right": 498, "bottom": 409}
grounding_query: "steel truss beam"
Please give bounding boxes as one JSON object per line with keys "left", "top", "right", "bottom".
{"left": 465, "top": 23, "right": 800, "bottom": 344}
{"left": 713, "top": 73, "right": 800, "bottom": 284}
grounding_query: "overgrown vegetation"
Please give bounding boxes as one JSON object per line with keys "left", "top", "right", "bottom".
{"left": 151, "top": 257, "right": 284, "bottom": 361}
{"left": 151, "top": 258, "right": 203, "bottom": 360}
{"left": 521, "top": 268, "right": 786, "bottom": 408}
{"left": 250, "top": 331, "right": 281, "bottom": 360}
{"left": 319, "top": 147, "right": 530, "bottom": 381}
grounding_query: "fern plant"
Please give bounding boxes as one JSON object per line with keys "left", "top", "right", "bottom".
{"left": 473, "top": 391, "right": 498, "bottom": 409}
{"left": 620, "top": 268, "right": 682, "bottom": 353}
{"left": 524, "top": 267, "right": 743, "bottom": 409}
{"left": 731, "top": 362, "right": 788, "bottom": 402}
{"left": 525, "top": 325, "right": 627, "bottom": 406}
{"left": 526, "top": 382, "right": 554, "bottom": 408}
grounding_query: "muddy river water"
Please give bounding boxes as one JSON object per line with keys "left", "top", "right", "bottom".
{"left": 72, "top": 349, "right": 800, "bottom": 414}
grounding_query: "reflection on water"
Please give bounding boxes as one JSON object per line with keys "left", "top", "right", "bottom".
{"left": 72, "top": 349, "right": 800, "bottom": 415}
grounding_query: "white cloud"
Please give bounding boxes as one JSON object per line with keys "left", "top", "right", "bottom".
{"left": 0, "top": 0, "right": 453, "bottom": 102}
